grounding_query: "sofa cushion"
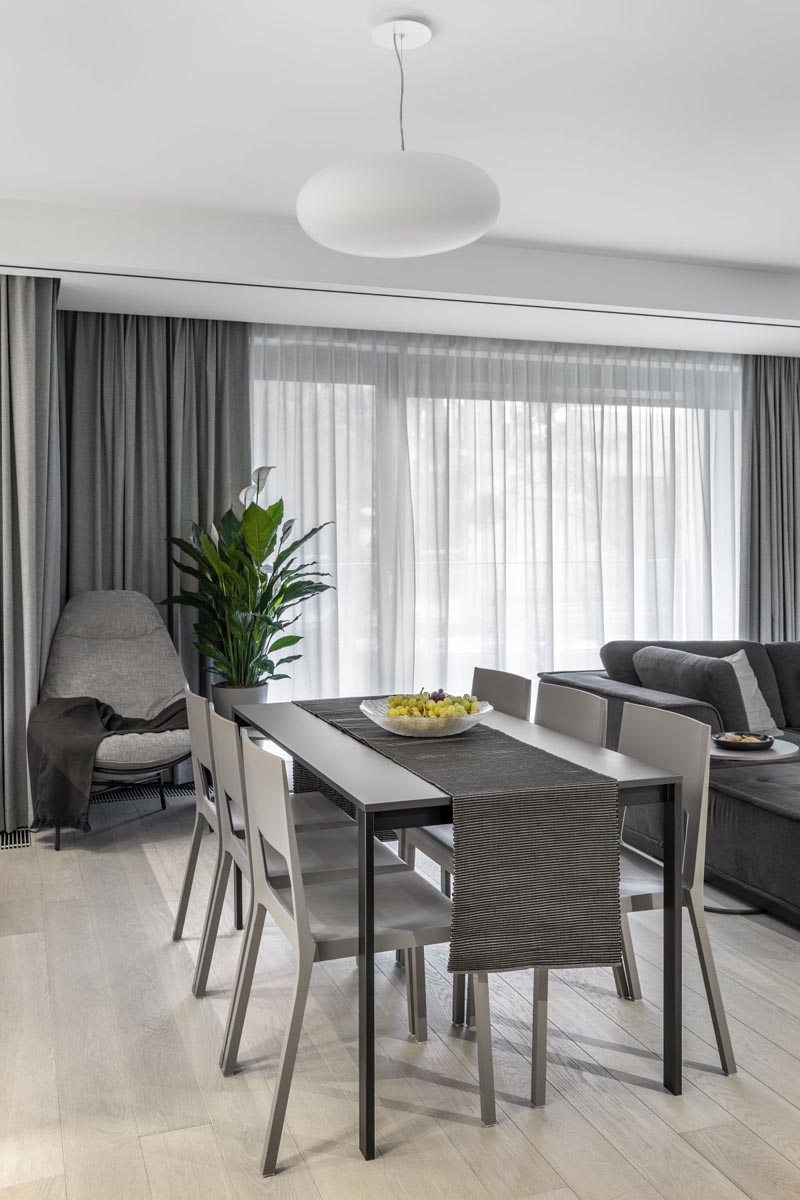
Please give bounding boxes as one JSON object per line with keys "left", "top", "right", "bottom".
{"left": 723, "top": 650, "right": 782, "bottom": 735}
{"left": 766, "top": 643, "right": 800, "bottom": 728}
{"left": 601, "top": 640, "right": 786, "bottom": 728}
{"left": 632, "top": 646, "right": 748, "bottom": 730}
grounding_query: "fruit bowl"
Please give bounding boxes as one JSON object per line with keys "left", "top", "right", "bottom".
{"left": 360, "top": 695, "right": 493, "bottom": 738}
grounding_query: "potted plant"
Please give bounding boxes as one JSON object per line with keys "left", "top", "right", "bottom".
{"left": 165, "top": 466, "right": 332, "bottom": 719}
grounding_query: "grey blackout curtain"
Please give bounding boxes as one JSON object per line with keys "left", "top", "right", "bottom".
{"left": 58, "top": 312, "right": 251, "bottom": 693}
{"left": 1, "top": 275, "right": 63, "bottom": 832}
{"left": 740, "top": 356, "right": 800, "bottom": 640}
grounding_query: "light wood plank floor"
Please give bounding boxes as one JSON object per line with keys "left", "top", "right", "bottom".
{"left": 4, "top": 788, "right": 800, "bottom": 1200}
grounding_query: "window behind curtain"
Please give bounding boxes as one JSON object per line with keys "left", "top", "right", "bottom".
{"left": 251, "top": 328, "right": 742, "bottom": 700}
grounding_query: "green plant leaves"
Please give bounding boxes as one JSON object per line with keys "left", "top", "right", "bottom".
{"left": 241, "top": 498, "right": 283, "bottom": 564}
{"left": 164, "top": 476, "right": 333, "bottom": 689}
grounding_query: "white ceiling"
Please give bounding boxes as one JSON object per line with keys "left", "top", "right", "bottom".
{"left": 1, "top": 0, "right": 798, "bottom": 270}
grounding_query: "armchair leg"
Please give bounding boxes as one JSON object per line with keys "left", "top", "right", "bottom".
{"left": 158, "top": 772, "right": 167, "bottom": 811}
{"left": 54, "top": 822, "right": 61, "bottom": 852}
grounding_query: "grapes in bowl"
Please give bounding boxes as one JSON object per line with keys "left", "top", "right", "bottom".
{"left": 360, "top": 691, "right": 493, "bottom": 738}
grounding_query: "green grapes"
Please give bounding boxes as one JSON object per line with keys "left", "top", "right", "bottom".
{"left": 386, "top": 691, "right": 480, "bottom": 718}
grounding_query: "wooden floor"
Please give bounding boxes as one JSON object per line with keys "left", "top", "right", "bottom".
{"left": 4, "top": 791, "right": 800, "bottom": 1200}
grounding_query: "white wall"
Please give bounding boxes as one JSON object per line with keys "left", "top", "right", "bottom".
{"left": 3, "top": 196, "right": 800, "bottom": 353}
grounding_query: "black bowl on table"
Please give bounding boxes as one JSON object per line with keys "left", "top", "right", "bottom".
{"left": 712, "top": 732, "right": 774, "bottom": 752}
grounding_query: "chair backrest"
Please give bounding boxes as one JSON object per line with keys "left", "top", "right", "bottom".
{"left": 617, "top": 702, "right": 710, "bottom": 892}
{"left": 240, "top": 731, "right": 311, "bottom": 949}
{"left": 535, "top": 682, "right": 608, "bottom": 747}
{"left": 208, "top": 709, "right": 250, "bottom": 876}
{"left": 41, "top": 590, "right": 186, "bottom": 718}
{"left": 472, "top": 667, "right": 532, "bottom": 720}
{"left": 186, "top": 690, "right": 217, "bottom": 829}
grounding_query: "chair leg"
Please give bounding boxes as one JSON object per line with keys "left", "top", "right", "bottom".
{"left": 192, "top": 848, "right": 232, "bottom": 998}
{"left": 221, "top": 901, "right": 267, "bottom": 1075}
{"left": 471, "top": 971, "right": 496, "bottom": 1125}
{"left": 158, "top": 772, "right": 167, "bottom": 811}
{"left": 54, "top": 822, "right": 61, "bottom": 852}
{"left": 619, "top": 909, "right": 642, "bottom": 1001}
{"left": 531, "top": 967, "right": 549, "bottom": 1107}
{"left": 396, "top": 831, "right": 415, "bottom": 968}
{"left": 405, "top": 947, "right": 428, "bottom": 1042}
{"left": 441, "top": 868, "right": 452, "bottom": 898}
{"left": 466, "top": 974, "right": 476, "bottom": 1028}
{"left": 173, "top": 813, "right": 206, "bottom": 941}
{"left": 612, "top": 964, "right": 629, "bottom": 999}
{"left": 233, "top": 863, "right": 244, "bottom": 931}
{"left": 687, "top": 890, "right": 736, "bottom": 1074}
{"left": 452, "top": 973, "right": 467, "bottom": 1026}
{"left": 261, "top": 955, "right": 314, "bottom": 1176}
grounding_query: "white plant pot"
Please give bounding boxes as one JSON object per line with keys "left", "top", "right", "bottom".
{"left": 211, "top": 683, "right": 269, "bottom": 722}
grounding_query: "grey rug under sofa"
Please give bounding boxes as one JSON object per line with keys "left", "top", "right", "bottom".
{"left": 540, "top": 639, "right": 800, "bottom": 926}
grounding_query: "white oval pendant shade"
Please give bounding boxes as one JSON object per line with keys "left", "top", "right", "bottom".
{"left": 296, "top": 150, "right": 500, "bottom": 258}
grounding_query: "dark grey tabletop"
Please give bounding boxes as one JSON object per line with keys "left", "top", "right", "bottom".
{"left": 235, "top": 702, "right": 680, "bottom": 814}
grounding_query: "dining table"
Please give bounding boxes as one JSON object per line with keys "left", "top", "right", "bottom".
{"left": 235, "top": 701, "right": 684, "bottom": 1161}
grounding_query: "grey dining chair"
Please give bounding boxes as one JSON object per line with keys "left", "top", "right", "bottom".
{"left": 173, "top": 693, "right": 352, "bottom": 982}
{"left": 209, "top": 708, "right": 422, "bottom": 1069}
{"left": 534, "top": 681, "right": 608, "bottom": 747}
{"left": 173, "top": 691, "right": 249, "bottom": 994}
{"left": 613, "top": 703, "right": 736, "bottom": 1073}
{"left": 530, "top": 703, "right": 735, "bottom": 1110}
{"left": 235, "top": 731, "right": 496, "bottom": 1175}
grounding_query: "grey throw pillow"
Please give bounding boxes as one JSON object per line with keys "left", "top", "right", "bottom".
{"left": 632, "top": 645, "right": 749, "bottom": 730}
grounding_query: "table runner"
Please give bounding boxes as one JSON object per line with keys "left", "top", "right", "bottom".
{"left": 295, "top": 699, "right": 622, "bottom": 974}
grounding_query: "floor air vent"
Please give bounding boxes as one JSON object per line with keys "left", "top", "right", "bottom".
{"left": 1, "top": 828, "right": 31, "bottom": 849}
{"left": 90, "top": 783, "right": 195, "bottom": 805}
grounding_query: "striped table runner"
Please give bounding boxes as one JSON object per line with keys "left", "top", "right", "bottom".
{"left": 294, "top": 699, "right": 622, "bottom": 974}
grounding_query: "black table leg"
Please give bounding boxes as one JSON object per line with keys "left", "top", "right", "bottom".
{"left": 358, "top": 808, "right": 376, "bottom": 1160}
{"left": 663, "top": 780, "right": 683, "bottom": 1094}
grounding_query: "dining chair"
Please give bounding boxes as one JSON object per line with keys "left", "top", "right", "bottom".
{"left": 534, "top": 681, "right": 607, "bottom": 746}
{"left": 210, "top": 708, "right": 423, "bottom": 1067}
{"left": 172, "top": 690, "right": 229, "bottom": 945}
{"left": 235, "top": 731, "right": 496, "bottom": 1175}
{"left": 398, "top": 667, "right": 532, "bottom": 1027}
{"left": 175, "top": 692, "right": 354, "bottom": 994}
{"left": 613, "top": 702, "right": 736, "bottom": 1073}
{"left": 529, "top": 703, "right": 735, "bottom": 1109}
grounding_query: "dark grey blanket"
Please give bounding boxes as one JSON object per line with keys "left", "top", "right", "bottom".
{"left": 295, "top": 698, "right": 622, "bottom": 974}
{"left": 27, "top": 697, "right": 187, "bottom": 832}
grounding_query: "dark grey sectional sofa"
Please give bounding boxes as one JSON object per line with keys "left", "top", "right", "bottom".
{"left": 540, "top": 639, "right": 800, "bottom": 926}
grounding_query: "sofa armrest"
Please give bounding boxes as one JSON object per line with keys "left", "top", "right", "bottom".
{"left": 538, "top": 669, "right": 723, "bottom": 747}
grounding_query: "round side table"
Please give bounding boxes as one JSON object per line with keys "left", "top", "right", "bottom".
{"left": 710, "top": 737, "right": 799, "bottom": 764}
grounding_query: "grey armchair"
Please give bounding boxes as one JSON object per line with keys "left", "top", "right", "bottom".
{"left": 40, "top": 590, "right": 190, "bottom": 836}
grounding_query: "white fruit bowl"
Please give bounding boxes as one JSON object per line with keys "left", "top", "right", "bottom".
{"left": 360, "top": 696, "right": 493, "bottom": 738}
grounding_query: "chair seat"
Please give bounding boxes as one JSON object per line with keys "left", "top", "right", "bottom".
{"left": 408, "top": 822, "right": 454, "bottom": 873}
{"left": 301, "top": 867, "right": 453, "bottom": 960}
{"left": 95, "top": 728, "right": 191, "bottom": 772}
{"left": 265, "top": 823, "right": 406, "bottom": 889}
{"left": 291, "top": 790, "right": 354, "bottom": 830}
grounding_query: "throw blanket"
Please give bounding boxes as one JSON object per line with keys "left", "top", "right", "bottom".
{"left": 27, "top": 697, "right": 188, "bottom": 832}
{"left": 295, "top": 698, "right": 622, "bottom": 974}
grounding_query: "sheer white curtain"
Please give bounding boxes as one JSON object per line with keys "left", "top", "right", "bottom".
{"left": 251, "top": 327, "right": 742, "bottom": 699}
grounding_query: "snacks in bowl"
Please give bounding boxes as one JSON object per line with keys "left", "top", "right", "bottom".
{"left": 718, "top": 733, "right": 764, "bottom": 744}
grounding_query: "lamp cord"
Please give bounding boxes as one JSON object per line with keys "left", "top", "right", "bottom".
{"left": 393, "top": 32, "right": 406, "bottom": 151}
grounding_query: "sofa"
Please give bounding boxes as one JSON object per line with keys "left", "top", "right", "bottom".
{"left": 540, "top": 639, "right": 800, "bottom": 926}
